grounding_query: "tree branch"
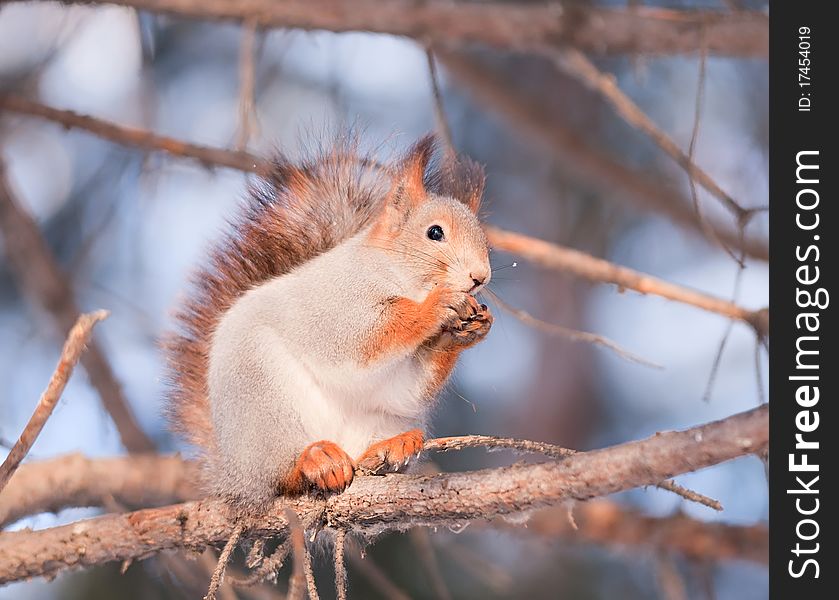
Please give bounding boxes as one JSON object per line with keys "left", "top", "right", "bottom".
{"left": 0, "top": 94, "right": 267, "bottom": 175}
{"left": 11, "top": 1, "right": 769, "bottom": 57}
{"left": 0, "top": 405, "right": 767, "bottom": 584}
{"left": 0, "top": 161, "right": 155, "bottom": 454}
{"left": 0, "top": 453, "right": 198, "bottom": 528}
{"left": 0, "top": 312, "right": 108, "bottom": 494}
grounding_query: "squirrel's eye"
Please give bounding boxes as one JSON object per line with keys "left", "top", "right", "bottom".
{"left": 426, "top": 225, "right": 445, "bottom": 241}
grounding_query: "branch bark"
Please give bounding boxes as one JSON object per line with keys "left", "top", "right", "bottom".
{"left": 0, "top": 161, "right": 155, "bottom": 454}
{"left": 0, "top": 405, "right": 767, "bottom": 584}
{"left": 0, "top": 453, "right": 198, "bottom": 528}
{"left": 13, "top": 1, "right": 769, "bottom": 57}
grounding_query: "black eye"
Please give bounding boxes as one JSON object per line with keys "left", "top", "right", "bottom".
{"left": 427, "top": 225, "right": 445, "bottom": 241}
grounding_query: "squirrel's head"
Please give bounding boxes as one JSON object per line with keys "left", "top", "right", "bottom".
{"left": 368, "top": 136, "right": 490, "bottom": 295}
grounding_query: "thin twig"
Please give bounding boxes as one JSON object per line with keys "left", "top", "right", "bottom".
{"left": 285, "top": 510, "right": 307, "bottom": 600}
{"left": 552, "top": 49, "right": 751, "bottom": 222}
{"left": 334, "top": 530, "right": 348, "bottom": 600}
{"left": 236, "top": 18, "right": 259, "bottom": 150}
{"left": 0, "top": 311, "right": 108, "bottom": 494}
{"left": 0, "top": 94, "right": 268, "bottom": 174}
{"left": 424, "top": 435, "right": 575, "bottom": 459}
{"left": 426, "top": 48, "right": 455, "bottom": 155}
{"left": 684, "top": 27, "right": 742, "bottom": 264}
{"left": 229, "top": 539, "right": 291, "bottom": 586}
{"left": 204, "top": 525, "right": 244, "bottom": 600}
{"left": 486, "top": 290, "right": 662, "bottom": 368}
{"left": 657, "top": 480, "right": 722, "bottom": 512}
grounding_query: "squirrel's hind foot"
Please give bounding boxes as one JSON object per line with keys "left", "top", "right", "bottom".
{"left": 357, "top": 429, "right": 424, "bottom": 475}
{"left": 283, "top": 441, "right": 356, "bottom": 494}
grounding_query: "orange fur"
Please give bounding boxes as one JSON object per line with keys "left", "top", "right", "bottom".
{"left": 357, "top": 429, "right": 424, "bottom": 473}
{"left": 279, "top": 440, "right": 356, "bottom": 494}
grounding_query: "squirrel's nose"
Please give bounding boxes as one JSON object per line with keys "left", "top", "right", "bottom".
{"left": 469, "top": 273, "right": 487, "bottom": 292}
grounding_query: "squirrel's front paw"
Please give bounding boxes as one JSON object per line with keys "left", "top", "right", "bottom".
{"left": 357, "top": 429, "right": 424, "bottom": 475}
{"left": 287, "top": 441, "right": 356, "bottom": 494}
{"left": 433, "top": 299, "right": 493, "bottom": 349}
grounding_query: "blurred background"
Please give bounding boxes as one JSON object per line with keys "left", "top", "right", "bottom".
{"left": 0, "top": 1, "right": 768, "bottom": 598}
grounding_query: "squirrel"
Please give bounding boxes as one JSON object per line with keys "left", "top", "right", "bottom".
{"left": 164, "top": 134, "right": 493, "bottom": 509}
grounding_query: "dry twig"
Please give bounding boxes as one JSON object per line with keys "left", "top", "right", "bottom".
{"left": 0, "top": 94, "right": 268, "bottom": 174}
{"left": 552, "top": 49, "right": 754, "bottom": 222}
{"left": 0, "top": 312, "right": 108, "bottom": 493}
{"left": 0, "top": 159, "right": 154, "bottom": 453}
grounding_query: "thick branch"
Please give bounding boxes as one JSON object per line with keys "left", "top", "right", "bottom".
{"left": 485, "top": 226, "right": 768, "bottom": 338}
{"left": 0, "top": 162, "right": 155, "bottom": 453}
{"left": 0, "top": 454, "right": 198, "bottom": 528}
{"left": 435, "top": 50, "right": 769, "bottom": 262}
{"left": 16, "top": 1, "right": 769, "bottom": 57}
{"left": 0, "top": 405, "right": 767, "bottom": 583}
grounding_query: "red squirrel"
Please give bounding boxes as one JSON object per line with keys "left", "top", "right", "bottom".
{"left": 165, "top": 135, "right": 493, "bottom": 509}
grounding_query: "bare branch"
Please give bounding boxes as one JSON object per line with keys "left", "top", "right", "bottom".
{"left": 15, "top": 1, "right": 769, "bottom": 57}
{"left": 553, "top": 49, "right": 763, "bottom": 229}
{"left": 0, "top": 163, "right": 155, "bottom": 453}
{"left": 333, "top": 530, "right": 347, "bottom": 600}
{"left": 485, "top": 226, "right": 768, "bottom": 338}
{"left": 425, "top": 435, "right": 575, "bottom": 459}
{"left": 0, "top": 312, "right": 108, "bottom": 494}
{"left": 0, "top": 405, "right": 767, "bottom": 584}
{"left": 0, "top": 94, "right": 268, "bottom": 174}
{"left": 657, "top": 480, "right": 721, "bottom": 512}
{"left": 0, "top": 453, "right": 197, "bottom": 528}
{"left": 204, "top": 524, "right": 243, "bottom": 600}
{"left": 434, "top": 50, "right": 769, "bottom": 262}
{"left": 485, "top": 290, "right": 661, "bottom": 368}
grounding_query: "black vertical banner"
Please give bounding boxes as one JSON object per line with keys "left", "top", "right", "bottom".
{"left": 770, "top": 2, "right": 836, "bottom": 598}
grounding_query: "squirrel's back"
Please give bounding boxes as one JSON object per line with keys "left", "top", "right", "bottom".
{"left": 164, "top": 135, "right": 484, "bottom": 454}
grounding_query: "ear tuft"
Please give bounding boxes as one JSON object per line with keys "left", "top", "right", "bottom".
{"left": 430, "top": 153, "right": 485, "bottom": 215}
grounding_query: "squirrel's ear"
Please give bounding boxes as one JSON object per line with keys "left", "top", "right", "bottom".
{"left": 398, "top": 134, "right": 436, "bottom": 201}
{"left": 376, "top": 135, "right": 437, "bottom": 233}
